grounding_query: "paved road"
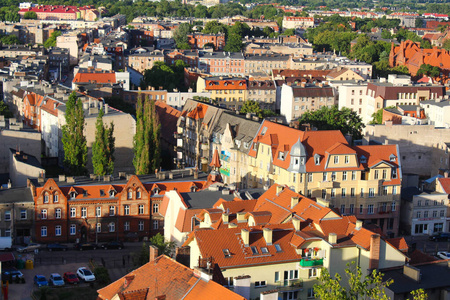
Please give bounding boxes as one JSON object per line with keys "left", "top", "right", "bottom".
{"left": 403, "top": 235, "right": 450, "bottom": 255}
{"left": 8, "top": 242, "right": 144, "bottom": 300}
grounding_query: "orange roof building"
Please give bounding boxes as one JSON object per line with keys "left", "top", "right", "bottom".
{"left": 97, "top": 249, "right": 245, "bottom": 300}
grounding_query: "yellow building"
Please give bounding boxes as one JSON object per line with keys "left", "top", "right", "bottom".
{"left": 197, "top": 76, "right": 248, "bottom": 110}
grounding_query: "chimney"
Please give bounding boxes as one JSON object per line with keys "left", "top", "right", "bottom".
{"left": 124, "top": 274, "right": 135, "bottom": 288}
{"left": 355, "top": 220, "right": 363, "bottom": 230}
{"left": 222, "top": 213, "right": 229, "bottom": 224}
{"left": 236, "top": 212, "right": 246, "bottom": 223}
{"left": 276, "top": 185, "right": 284, "bottom": 195}
{"left": 328, "top": 232, "right": 337, "bottom": 245}
{"left": 104, "top": 104, "right": 109, "bottom": 114}
{"left": 291, "top": 197, "right": 299, "bottom": 208}
{"left": 444, "top": 171, "right": 448, "bottom": 178}
{"left": 241, "top": 229, "right": 249, "bottom": 246}
{"left": 263, "top": 228, "right": 273, "bottom": 245}
{"left": 228, "top": 223, "right": 237, "bottom": 228}
{"left": 149, "top": 245, "right": 159, "bottom": 262}
{"left": 403, "top": 265, "right": 421, "bottom": 282}
{"left": 292, "top": 217, "right": 301, "bottom": 231}
{"left": 369, "top": 234, "right": 380, "bottom": 270}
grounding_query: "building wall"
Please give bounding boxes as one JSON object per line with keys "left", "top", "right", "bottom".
{"left": 0, "top": 201, "right": 34, "bottom": 243}
{"left": 56, "top": 35, "right": 80, "bottom": 65}
{"left": 0, "top": 129, "right": 41, "bottom": 173}
{"left": 337, "top": 84, "right": 369, "bottom": 124}
{"left": 9, "top": 155, "right": 44, "bottom": 188}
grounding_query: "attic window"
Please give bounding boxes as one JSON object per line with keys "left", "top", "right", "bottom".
{"left": 274, "top": 244, "right": 282, "bottom": 252}
{"left": 261, "top": 127, "right": 268, "bottom": 136}
{"left": 100, "top": 190, "right": 105, "bottom": 197}
{"left": 70, "top": 192, "right": 76, "bottom": 199}
{"left": 279, "top": 152, "right": 285, "bottom": 160}
{"left": 251, "top": 246, "right": 259, "bottom": 255}
{"left": 109, "top": 190, "right": 115, "bottom": 197}
{"left": 243, "top": 142, "right": 249, "bottom": 149}
{"left": 223, "top": 249, "right": 231, "bottom": 258}
{"left": 83, "top": 190, "right": 88, "bottom": 197}
{"left": 389, "top": 154, "right": 396, "bottom": 162}
{"left": 261, "top": 247, "right": 269, "bottom": 254}
{"left": 314, "top": 154, "right": 320, "bottom": 165}
{"left": 360, "top": 155, "right": 367, "bottom": 164}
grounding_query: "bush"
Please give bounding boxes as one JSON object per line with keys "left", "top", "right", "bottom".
{"left": 94, "top": 266, "right": 111, "bottom": 286}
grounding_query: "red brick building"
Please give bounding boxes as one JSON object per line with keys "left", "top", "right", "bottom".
{"left": 32, "top": 176, "right": 205, "bottom": 243}
{"left": 18, "top": 5, "right": 98, "bottom": 21}
{"left": 187, "top": 33, "right": 225, "bottom": 50}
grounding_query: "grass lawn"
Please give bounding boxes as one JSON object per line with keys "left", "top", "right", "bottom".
{"left": 33, "top": 285, "right": 99, "bottom": 300}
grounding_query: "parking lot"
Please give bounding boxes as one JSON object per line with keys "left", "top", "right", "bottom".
{"left": 7, "top": 243, "right": 143, "bottom": 300}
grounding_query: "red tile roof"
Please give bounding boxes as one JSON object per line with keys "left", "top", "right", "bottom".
{"left": 73, "top": 71, "right": 116, "bottom": 84}
{"left": 438, "top": 177, "right": 450, "bottom": 194}
{"left": 205, "top": 79, "right": 247, "bottom": 90}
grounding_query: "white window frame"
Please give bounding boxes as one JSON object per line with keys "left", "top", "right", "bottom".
{"left": 70, "top": 207, "right": 76, "bottom": 218}
{"left": 70, "top": 224, "right": 76, "bottom": 235}
{"left": 108, "top": 222, "right": 115, "bottom": 232}
{"left": 124, "top": 221, "right": 130, "bottom": 231}
{"left": 55, "top": 208, "right": 61, "bottom": 219}
{"left": 139, "top": 220, "right": 144, "bottom": 231}
{"left": 41, "top": 226, "right": 47, "bottom": 237}
{"left": 20, "top": 209, "right": 27, "bottom": 220}
{"left": 41, "top": 209, "right": 47, "bottom": 220}
{"left": 55, "top": 225, "right": 61, "bottom": 236}
{"left": 81, "top": 207, "right": 87, "bottom": 218}
{"left": 109, "top": 206, "right": 115, "bottom": 216}
{"left": 139, "top": 205, "right": 144, "bottom": 215}
{"left": 96, "top": 206, "right": 101, "bottom": 217}
{"left": 124, "top": 205, "right": 130, "bottom": 215}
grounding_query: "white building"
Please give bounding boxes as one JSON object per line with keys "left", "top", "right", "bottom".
{"left": 166, "top": 91, "right": 211, "bottom": 110}
{"left": 420, "top": 99, "right": 450, "bottom": 128}
{"left": 337, "top": 83, "right": 369, "bottom": 124}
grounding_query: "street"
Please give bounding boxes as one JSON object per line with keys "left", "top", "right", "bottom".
{"left": 403, "top": 235, "right": 450, "bottom": 256}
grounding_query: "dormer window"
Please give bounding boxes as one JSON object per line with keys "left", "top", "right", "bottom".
{"left": 301, "top": 157, "right": 305, "bottom": 165}
{"left": 251, "top": 246, "right": 259, "bottom": 255}
{"left": 360, "top": 155, "right": 367, "bottom": 164}
{"left": 153, "top": 188, "right": 159, "bottom": 195}
{"left": 279, "top": 152, "right": 285, "bottom": 160}
{"left": 83, "top": 190, "right": 88, "bottom": 197}
{"left": 100, "top": 190, "right": 105, "bottom": 197}
{"left": 222, "top": 249, "right": 231, "bottom": 258}
{"left": 70, "top": 192, "right": 76, "bottom": 199}
{"left": 244, "top": 142, "right": 249, "bottom": 149}
{"left": 314, "top": 154, "right": 320, "bottom": 165}
{"left": 389, "top": 154, "right": 396, "bottom": 162}
{"left": 109, "top": 190, "right": 115, "bottom": 197}
{"left": 274, "top": 244, "right": 282, "bottom": 252}
{"left": 261, "top": 247, "right": 269, "bottom": 254}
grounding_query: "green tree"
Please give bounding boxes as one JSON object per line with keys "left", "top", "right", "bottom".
{"left": 370, "top": 106, "right": 395, "bottom": 125}
{"left": 297, "top": 106, "right": 365, "bottom": 140}
{"left": 0, "top": 34, "right": 20, "bottom": 45}
{"left": 173, "top": 23, "right": 191, "bottom": 49}
{"left": 23, "top": 11, "right": 37, "bottom": 19}
{"left": 92, "top": 109, "right": 115, "bottom": 175}
{"left": 43, "top": 30, "right": 61, "bottom": 48}
{"left": 203, "top": 20, "right": 227, "bottom": 34}
{"left": 224, "top": 33, "right": 243, "bottom": 52}
{"left": 149, "top": 233, "right": 175, "bottom": 257}
{"left": 313, "top": 261, "right": 393, "bottom": 300}
{"left": 61, "top": 92, "right": 87, "bottom": 175}
{"left": 240, "top": 100, "right": 263, "bottom": 118}
{"left": 415, "top": 18, "right": 424, "bottom": 28}
{"left": 443, "top": 39, "right": 450, "bottom": 51}
{"left": 94, "top": 266, "right": 111, "bottom": 286}
{"left": 0, "top": 101, "right": 13, "bottom": 118}
{"left": 421, "top": 39, "right": 432, "bottom": 49}
{"left": 284, "top": 28, "right": 295, "bottom": 36}
{"left": 410, "top": 289, "right": 428, "bottom": 300}
{"left": 417, "top": 64, "right": 441, "bottom": 77}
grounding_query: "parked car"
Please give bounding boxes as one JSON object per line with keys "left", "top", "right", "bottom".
{"left": 76, "top": 267, "right": 95, "bottom": 282}
{"left": 49, "top": 273, "right": 65, "bottom": 286}
{"left": 3, "top": 268, "right": 24, "bottom": 280}
{"left": 17, "top": 243, "right": 42, "bottom": 253}
{"left": 34, "top": 275, "right": 48, "bottom": 287}
{"left": 47, "top": 243, "right": 69, "bottom": 251}
{"left": 63, "top": 272, "right": 80, "bottom": 284}
{"left": 437, "top": 251, "right": 450, "bottom": 260}
{"left": 101, "top": 241, "right": 124, "bottom": 250}
{"left": 429, "top": 232, "right": 450, "bottom": 241}
{"left": 61, "top": 75, "right": 68, "bottom": 83}
{"left": 74, "top": 243, "right": 98, "bottom": 251}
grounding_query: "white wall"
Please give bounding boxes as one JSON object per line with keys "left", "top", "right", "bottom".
{"left": 280, "top": 84, "right": 294, "bottom": 123}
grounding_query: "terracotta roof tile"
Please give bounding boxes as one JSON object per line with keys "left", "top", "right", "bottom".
{"left": 438, "top": 177, "right": 450, "bottom": 194}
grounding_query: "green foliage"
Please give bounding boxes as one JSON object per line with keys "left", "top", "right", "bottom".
{"left": 43, "top": 30, "right": 61, "bottom": 49}
{"left": 283, "top": 28, "right": 295, "bottom": 36}
{"left": 133, "top": 242, "right": 150, "bottom": 267}
{"left": 0, "top": 101, "right": 13, "bottom": 118}
{"left": 443, "top": 39, "right": 450, "bottom": 51}
{"left": 93, "top": 266, "right": 111, "bottom": 286}
{"left": 415, "top": 18, "right": 424, "bottom": 28}
{"left": 313, "top": 261, "right": 393, "bottom": 300}
{"left": 141, "top": 61, "right": 187, "bottom": 92}
{"left": 103, "top": 96, "right": 135, "bottom": 115}
{"left": 173, "top": 23, "right": 192, "bottom": 49}
{"left": 133, "top": 96, "right": 161, "bottom": 175}
{"left": 203, "top": 20, "right": 228, "bottom": 35}
{"left": 395, "top": 28, "right": 421, "bottom": 43}
{"left": 149, "top": 233, "right": 176, "bottom": 257}
{"left": 370, "top": 106, "right": 395, "bottom": 125}
{"left": 349, "top": 34, "right": 391, "bottom": 64}
{"left": 23, "top": 11, "right": 37, "bottom": 19}
{"left": 297, "top": 106, "right": 365, "bottom": 140}
{"left": 240, "top": 100, "right": 263, "bottom": 118}
{"left": 410, "top": 289, "right": 428, "bottom": 300}
{"left": 61, "top": 92, "right": 87, "bottom": 176}
{"left": 417, "top": 64, "right": 441, "bottom": 77}
{"left": 92, "top": 108, "right": 115, "bottom": 175}
{"left": 224, "top": 33, "right": 243, "bottom": 52}
{"left": 420, "top": 39, "right": 432, "bottom": 49}
{"left": 0, "top": 34, "right": 20, "bottom": 45}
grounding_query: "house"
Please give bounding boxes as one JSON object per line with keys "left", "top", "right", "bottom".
{"left": 282, "top": 16, "right": 315, "bottom": 29}
{"left": 9, "top": 149, "right": 45, "bottom": 188}
{"left": 197, "top": 76, "right": 247, "bottom": 110}
{"left": 420, "top": 99, "right": 450, "bottom": 128}
{"left": 326, "top": 68, "right": 364, "bottom": 82}
{"left": 187, "top": 33, "right": 225, "bottom": 50}
{"left": 97, "top": 246, "right": 246, "bottom": 300}
{"left": 247, "top": 80, "right": 277, "bottom": 111}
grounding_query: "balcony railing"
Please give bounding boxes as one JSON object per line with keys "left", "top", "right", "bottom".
{"left": 277, "top": 279, "right": 303, "bottom": 291}
{"left": 299, "top": 258, "right": 323, "bottom": 267}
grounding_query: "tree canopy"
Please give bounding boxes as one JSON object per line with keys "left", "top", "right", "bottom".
{"left": 240, "top": 100, "right": 263, "bottom": 118}
{"left": 43, "top": 31, "right": 61, "bottom": 49}
{"left": 141, "top": 60, "right": 188, "bottom": 92}
{"left": 92, "top": 109, "right": 115, "bottom": 176}
{"left": 173, "top": 23, "right": 192, "bottom": 49}
{"left": 417, "top": 64, "right": 441, "bottom": 78}
{"left": 23, "top": 11, "right": 37, "bottom": 19}
{"left": 0, "top": 101, "right": 13, "bottom": 118}
{"left": 370, "top": 106, "right": 395, "bottom": 125}
{"left": 297, "top": 106, "right": 365, "bottom": 140}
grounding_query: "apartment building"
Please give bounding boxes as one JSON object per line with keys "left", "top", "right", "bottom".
{"left": 246, "top": 120, "right": 402, "bottom": 236}
{"left": 244, "top": 54, "right": 291, "bottom": 76}
{"left": 127, "top": 48, "right": 164, "bottom": 74}
{"left": 337, "top": 83, "right": 369, "bottom": 123}
{"left": 247, "top": 80, "right": 277, "bottom": 110}
{"left": 282, "top": 16, "right": 315, "bottom": 29}
{"left": 197, "top": 76, "right": 247, "bottom": 110}
{"left": 187, "top": 33, "right": 225, "bottom": 50}
{"left": 198, "top": 52, "right": 245, "bottom": 76}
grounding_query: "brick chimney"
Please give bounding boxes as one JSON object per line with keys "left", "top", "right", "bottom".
{"left": 149, "top": 245, "right": 159, "bottom": 262}
{"left": 124, "top": 274, "right": 135, "bottom": 288}
{"left": 222, "top": 213, "right": 229, "bottom": 224}
{"left": 369, "top": 234, "right": 380, "bottom": 270}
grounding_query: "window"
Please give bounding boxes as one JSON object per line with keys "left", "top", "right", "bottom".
{"left": 223, "top": 249, "right": 231, "bottom": 258}
{"left": 374, "top": 170, "right": 379, "bottom": 179}
{"left": 139, "top": 221, "right": 144, "bottom": 231}
{"left": 274, "top": 244, "right": 282, "bottom": 252}
{"left": 331, "top": 172, "right": 336, "bottom": 181}
{"left": 416, "top": 211, "right": 421, "bottom": 218}
{"left": 55, "top": 208, "right": 61, "bottom": 219}
{"left": 308, "top": 173, "right": 313, "bottom": 182}
{"left": 359, "top": 205, "right": 363, "bottom": 214}
{"left": 334, "top": 156, "right": 339, "bottom": 164}
{"left": 261, "top": 247, "right": 269, "bottom": 254}
{"left": 322, "top": 189, "right": 327, "bottom": 199}
{"left": 434, "top": 200, "right": 438, "bottom": 206}
{"left": 382, "top": 169, "right": 387, "bottom": 179}
{"left": 108, "top": 222, "right": 115, "bottom": 232}
{"left": 331, "top": 189, "right": 336, "bottom": 198}
{"left": 70, "top": 224, "right": 76, "bottom": 235}
{"left": 109, "top": 206, "right": 115, "bottom": 216}
{"left": 368, "top": 205, "right": 374, "bottom": 214}
{"left": 124, "top": 205, "right": 130, "bottom": 215}
{"left": 433, "top": 211, "right": 437, "bottom": 217}
{"left": 55, "top": 225, "right": 61, "bottom": 236}
{"left": 360, "top": 188, "right": 364, "bottom": 197}
{"left": 275, "top": 271, "right": 280, "bottom": 282}
{"left": 124, "top": 221, "right": 130, "bottom": 231}
{"left": 383, "top": 186, "right": 388, "bottom": 196}
{"left": 20, "top": 209, "right": 27, "bottom": 220}
{"left": 340, "top": 204, "right": 345, "bottom": 214}
{"left": 425, "top": 200, "right": 429, "bottom": 206}
{"left": 139, "top": 205, "right": 144, "bottom": 215}
{"left": 109, "top": 190, "right": 115, "bottom": 197}
{"left": 440, "top": 210, "right": 445, "bottom": 217}
{"left": 251, "top": 246, "right": 259, "bottom": 255}
{"left": 153, "top": 220, "right": 159, "bottom": 229}
{"left": 54, "top": 194, "right": 59, "bottom": 203}
{"left": 351, "top": 188, "right": 355, "bottom": 197}
{"left": 70, "top": 207, "right": 76, "bottom": 218}
{"left": 285, "top": 291, "right": 298, "bottom": 300}
{"left": 41, "top": 209, "right": 47, "bottom": 220}
{"left": 350, "top": 204, "right": 354, "bottom": 214}
{"left": 41, "top": 226, "right": 47, "bottom": 237}
{"left": 342, "top": 188, "right": 346, "bottom": 197}
{"left": 96, "top": 223, "right": 101, "bottom": 233}
{"left": 369, "top": 188, "right": 375, "bottom": 198}
{"left": 96, "top": 207, "right": 101, "bottom": 217}
{"left": 323, "top": 173, "right": 328, "bottom": 181}
{"left": 345, "top": 156, "right": 349, "bottom": 164}
{"left": 44, "top": 194, "right": 49, "bottom": 203}
{"left": 424, "top": 211, "right": 429, "bottom": 218}
{"left": 127, "top": 190, "right": 132, "bottom": 199}
{"left": 392, "top": 169, "right": 397, "bottom": 179}
{"left": 343, "top": 171, "right": 347, "bottom": 181}
{"left": 153, "top": 203, "right": 159, "bottom": 213}
{"left": 391, "top": 201, "right": 396, "bottom": 211}
{"left": 136, "top": 190, "right": 141, "bottom": 199}
{"left": 308, "top": 288, "right": 315, "bottom": 298}
{"left": 393, "top": 186, "right": 397, "bottom": 195}
{"left": 81, "top": 207, "right": 87, "bottom": 218}
{"left": 255, "top": 281, "right": 266, "bottom": 288}
{"left": 309, "top": 268, "right": 318, "bottom": 278}
{"left": 352, "top": 171, "right": 356, "bottom": 180}
{"left": 418, "top": 200, "right": 422, "bottom": 207}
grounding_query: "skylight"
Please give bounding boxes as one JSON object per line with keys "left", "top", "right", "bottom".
{"left": 251, "top": 246, "right": 259, "bottom": 255}
{"left": 274, "top": 244, "right": 282, "bottom": 252}
{"left": 261, "top": 247, "right": 269, "bottom": 254}
{"left": 222, "top": 249, "right": 231, "bottom": 258}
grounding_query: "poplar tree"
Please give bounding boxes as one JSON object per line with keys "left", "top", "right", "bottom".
{"left": 133, "top": 96, "right": 161, "bottom": 175}
{"left": 62, "top": 91, "right": 87, "bottom": 175}
{"left": 92, "top": 108, "right": 115, "bottom": 175}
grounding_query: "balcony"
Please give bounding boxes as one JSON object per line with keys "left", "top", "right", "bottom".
{"left": 317, "top": 181, "right": 335, "bottom": 189}
{"left": 277, "top": 279, "right": 303, "bottom": 291}
{"left": 299, "top": 258, "right": 323, "bottom": 267}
